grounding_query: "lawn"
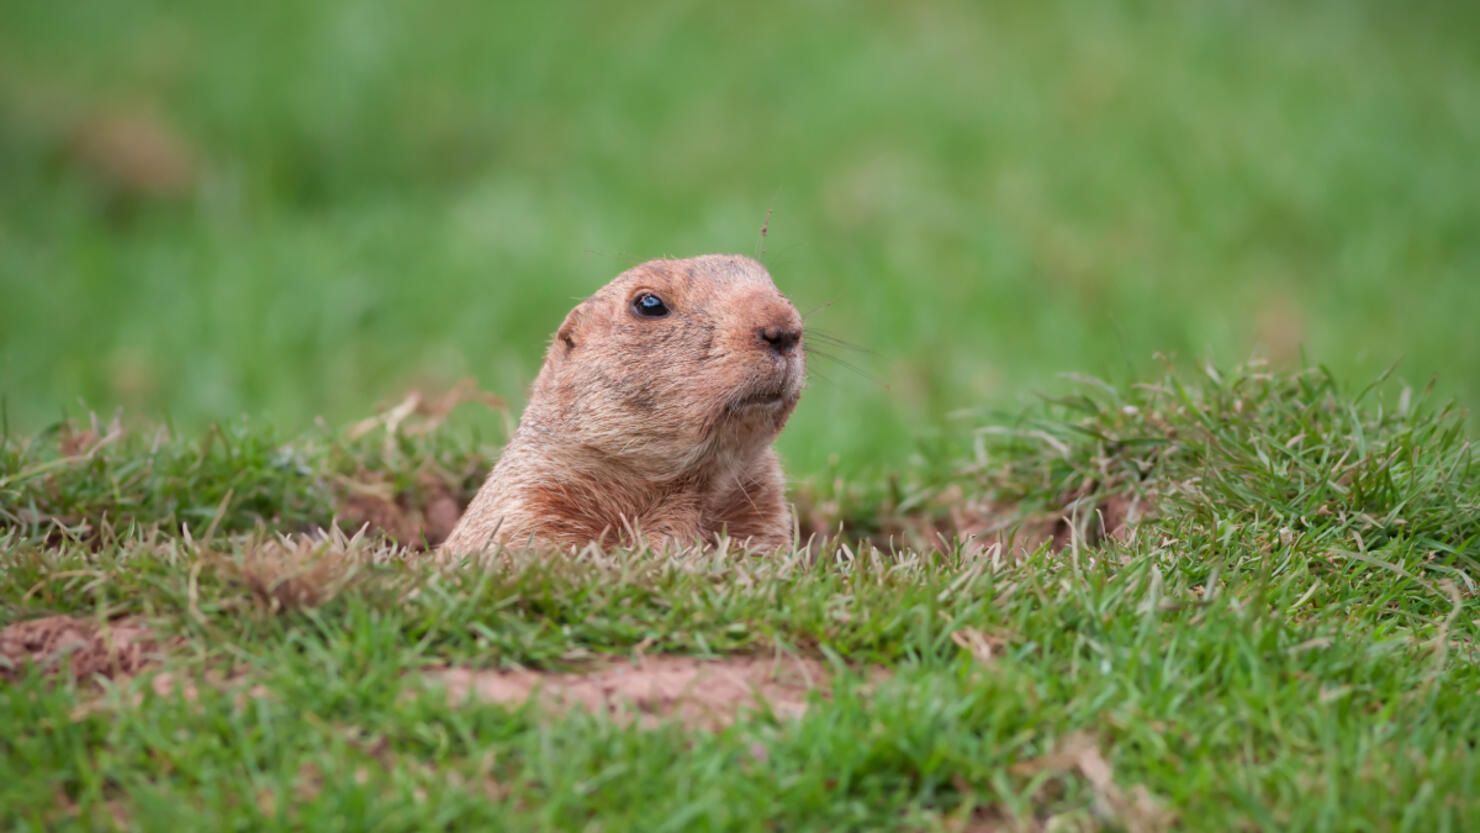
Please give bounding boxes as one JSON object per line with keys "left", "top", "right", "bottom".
{"left": 3, "top": 363, "right": 1478, "bottom": 830}
{"left": 3, "top": 1, "right": 1479, "bottom": 830}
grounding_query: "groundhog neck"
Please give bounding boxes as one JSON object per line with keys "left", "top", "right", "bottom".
{"left": 520, "top": 385, "right": 774, "bottom": 477}
{"left": 503, "top": 417, "right": 761, "bottom": 496}
{"left": 491, "top": 414, "right": 772, "bottom": 547}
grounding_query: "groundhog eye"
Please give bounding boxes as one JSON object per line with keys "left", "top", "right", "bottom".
{"left": 632, "top": 292, "right": 670, "bottom": 318}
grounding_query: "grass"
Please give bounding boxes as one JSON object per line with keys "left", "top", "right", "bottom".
{"left": 3, "top": 1, "right": 1479, "bottom": 827}
{"left": 3, "top": 363, "right": 1478, "bottom": 830}
{"left": 3, "top": 1, "right": 1480, "bottom": 474}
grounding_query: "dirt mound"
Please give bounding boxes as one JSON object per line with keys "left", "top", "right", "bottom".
{"left": 339, "top": 473, "right": 463, "bottom": 548}
{"left": 798, "top": 479, "right": 1149, "bottom": 558}
{"left": 0, "top": 615, "right": 164, "bottom": 682}
{"left": 426, "top": 654, "right": 848, "bottom": 729}
{"left": 955, "top": 492, "right": 1143, "bottom": 556}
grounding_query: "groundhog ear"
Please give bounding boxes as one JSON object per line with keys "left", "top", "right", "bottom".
{"left": 552, "top": 306, "right": 582, "bottom": 359}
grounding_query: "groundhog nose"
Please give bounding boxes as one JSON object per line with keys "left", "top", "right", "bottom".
{"left": 758, "top": 324, "right": 801, "bottom": 355}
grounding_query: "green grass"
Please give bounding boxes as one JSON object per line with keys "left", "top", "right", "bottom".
{"left": 3, "top": 1, "right": 1479, "bottom": 474}
{"left": 3, "top": 364, "right": 1477, "bottom": 830}
{"left": 3, "top": 2, "right": 1479, "bottom": 828}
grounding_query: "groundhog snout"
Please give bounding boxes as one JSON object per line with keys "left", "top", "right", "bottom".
{"left": 747, "top": 296, "right": 804, "bottom": 358}
{"left": 758, "top": 324, "right": 801, "bottom": 355}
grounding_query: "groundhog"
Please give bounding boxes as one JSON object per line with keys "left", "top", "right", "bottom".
{"left": 441, "top": 254, "right": 805, "bottom": 554}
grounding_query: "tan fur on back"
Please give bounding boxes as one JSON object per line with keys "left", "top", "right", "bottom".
{"left": 441, "top": 255, "right": 806, "bottom": 554}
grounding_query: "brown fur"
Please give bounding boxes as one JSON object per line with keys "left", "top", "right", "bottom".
{"left": 441, "top": 254, "right": 805, "bottom": 554}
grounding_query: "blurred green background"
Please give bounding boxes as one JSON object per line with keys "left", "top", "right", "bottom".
{"left": 2, "top": 1, "right": 1477, "bottom": 475}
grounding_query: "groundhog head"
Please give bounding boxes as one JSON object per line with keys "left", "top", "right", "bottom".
{"left": 527, "top": 254, "right": 805, "bottom": 474}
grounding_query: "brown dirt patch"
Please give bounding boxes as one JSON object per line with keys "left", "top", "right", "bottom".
{"left": 338, "top": 472, "right": 463, "bottom": 548}
{"left": 335, "top": 380, "right": 506, "bottom": 547}
{"left": 71, "top": 108, "right": 197, "bottom": 201}
{"left": 954, "top": 492, "right": 1145, "bottom": 557}
{"left": 800, "top": 480, "right": 1149, "bottom": 559}
{"left": 424, "top": 654, "right": 850, "bottom": 730}
{"left": 0, "top": 615, "right": 167, "bottom": 682}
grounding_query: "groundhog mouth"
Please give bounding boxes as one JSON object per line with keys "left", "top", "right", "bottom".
{"left": 732, "top": 390, "right": 789, "bottom": 410}
{"left": 729, "top": 377, "right": 800, "bottom": 412}
{"left": 727, "top": 363, "right": 803, "bottom": 414}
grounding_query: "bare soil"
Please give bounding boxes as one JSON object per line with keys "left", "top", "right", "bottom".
{"left": 0, "top": 615, "right": 167, "bottom": 682}
{"left": 425, "top": 654, "right": 849, "bottom": 730}
{"left": 2, "top": 614, "right": 862, "bottom": 731}
{"left": 338, "top": 473, "right": 463, "bottom": 548}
